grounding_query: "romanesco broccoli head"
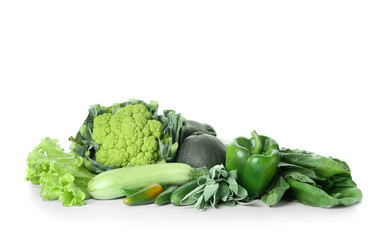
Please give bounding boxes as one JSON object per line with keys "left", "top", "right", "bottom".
{"left": 92, "top": 104, "right": 164, "bottom": 167}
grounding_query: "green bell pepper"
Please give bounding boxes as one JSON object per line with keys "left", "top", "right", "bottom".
{"left": 225, "top": 130, "right": 280, "bottom": 199}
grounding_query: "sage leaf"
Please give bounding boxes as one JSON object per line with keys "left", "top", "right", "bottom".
{"left": 180, "top": 184, "right": 206, "bottom": 205}
{"left": 177, "top": 165, "right": 253, "bottom": 210}
{"left": 226, "top": 176, "right": 239, "bottom": 194}
{"left": 213, "top": 182, "right": 230, "bottom": 206}
{"left": 218, "top": 182, "right": 230, "bottom": 202}
{"left": 228, "top": 169, "right": 238, "bottom": 180}
{"left": 203, "top": 183, "right": 219, "bottom": 202}
{"left": 235, "top": 185, "right": 249, "bottom": 200}
{"left": 194, "top": 196, "right": 206, "bottom": 210}
{"left": 221, "top": 200, "right": 236, "bottom": 207}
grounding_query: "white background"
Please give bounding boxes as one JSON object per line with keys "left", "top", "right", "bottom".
{"left": 1, "top": 1, "right": 379, "bottom": 239}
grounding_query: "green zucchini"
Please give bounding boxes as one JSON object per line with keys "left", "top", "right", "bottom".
{"left": 88, "top": 163, "right": 203, "bottom": 199}
{"left": 170, "top": 180, "right": 200, "bottom": 206}
{"left": 155, "top": 186, "right": 178, "bottom": 205}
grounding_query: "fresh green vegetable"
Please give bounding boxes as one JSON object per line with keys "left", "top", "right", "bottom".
{"left": 88, "top": 163, "right": 205, "bottom": 199}
{"left": 261, "top": 149, "right": 362, "bottom": 207}
{"left": 285, "top": 178, "right": 340, "bottom": 207}
{"left": 225, "top": 130, "right": 280, "bottom": 199}
{"left": 26, "top": 95, "right": 363, "bottom": 211}
{"left": 155, "top": 186, "right": 179, "bottom": 205}
{"left": 91, "top": 104, "right": 164, "bottom": 167}
{"left": 120, "top": 188, "right": 141, "bottom": 197}
{"left": 170, "top": 180, "right": 200, "bottom": 206}
{"left": 182, "top": 120, "right": 217, "bottom": 140}
{"left": 175, "top": 132, "right": 226, "bottom": 168}
{"left": 69, "top": 99, "right": 186, "bottom": 173}
{"left": 157, "top": 110, "right": 188, "bottom": 161}
{"left": 282, "top": 154, "right": 362, "bottom": 207}
{"left": 175, "top": 165, "right": 255, "bottom": 210}
{"left": 25, "top": 137, "right": 95, "bottom": 207}
{"left": 123, "top": 183, "right": 163, "bottom": 206}
{"left": 261, "top": 174, "right": 289, "bottom": 207}
{"left": 279, "top": 148, "right": 351, "bottom": 179}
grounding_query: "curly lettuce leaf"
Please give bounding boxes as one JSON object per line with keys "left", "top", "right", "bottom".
{"left": 26, "top": 137, "right": 95, "bottom": 207}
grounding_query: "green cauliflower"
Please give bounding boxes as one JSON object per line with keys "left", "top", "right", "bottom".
{"left": 92, "top": 104, "right": 164, "bottom": 167}
{"left": 70, "top": 99, "right": 187, "bottom": 173}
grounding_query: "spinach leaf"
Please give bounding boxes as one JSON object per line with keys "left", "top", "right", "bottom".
{"left": 279, "top": 149, "right": 351, "bottom": 179}
{"left": 284, "top": 175, "right": 362, "bottom": 207}
{"left": 277, "top": 162, "right": 319, "bottom": 180}
{"left": 282, "top": 171, "right": 317, "bottom": 186}
{"left": 285, "top": 178, "right": 340, "bottom": 207}
{"left": 328, "top": 187, "right": 362, "bottom": 206}
{"left": 261, "top": 174, "right": 290, "bottom": 207}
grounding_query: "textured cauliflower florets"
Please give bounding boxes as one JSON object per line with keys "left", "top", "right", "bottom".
{"left": 92, "top": 104, "right": 164, "bottom": 167}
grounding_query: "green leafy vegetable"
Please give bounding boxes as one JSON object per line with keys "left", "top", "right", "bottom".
{"left": 279, "top": 148, "right": 351, "bottom": 179}
{"left": 179, "top": 165, "right": 255, "bottom": 210}
{"left": 261, "top": 174, "right": 289, "bottom": 207}
{"left": 283, "top": 176, "right": 361, "bottom": 207}
{"left": 261, "top": 148, "right": 363, "bottom": 208}
{"left": 26, "top": 137, "right": 96, "bottom": 207}
{"left": 158, "top": 110, "right": 187, "bottom": 162}
{"left": 285, "top": 178, "right": 340, "bottom": 207}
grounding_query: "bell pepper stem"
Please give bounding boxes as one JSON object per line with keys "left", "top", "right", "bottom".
{"left": 251, "top": 130, "right": 262, "bottom": 154}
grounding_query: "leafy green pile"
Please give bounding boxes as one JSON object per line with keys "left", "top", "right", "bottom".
{"left": 261, "top": 149, "right": 363, "bottom": 207}
{"left": 179, "top": 165, "right": 255, "bottom": 210}
{"left": 25, "top": 98, "right": 362, "bottom": 209}
{"left": 26, "top": 137, "right": 95, "bottom": 207}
